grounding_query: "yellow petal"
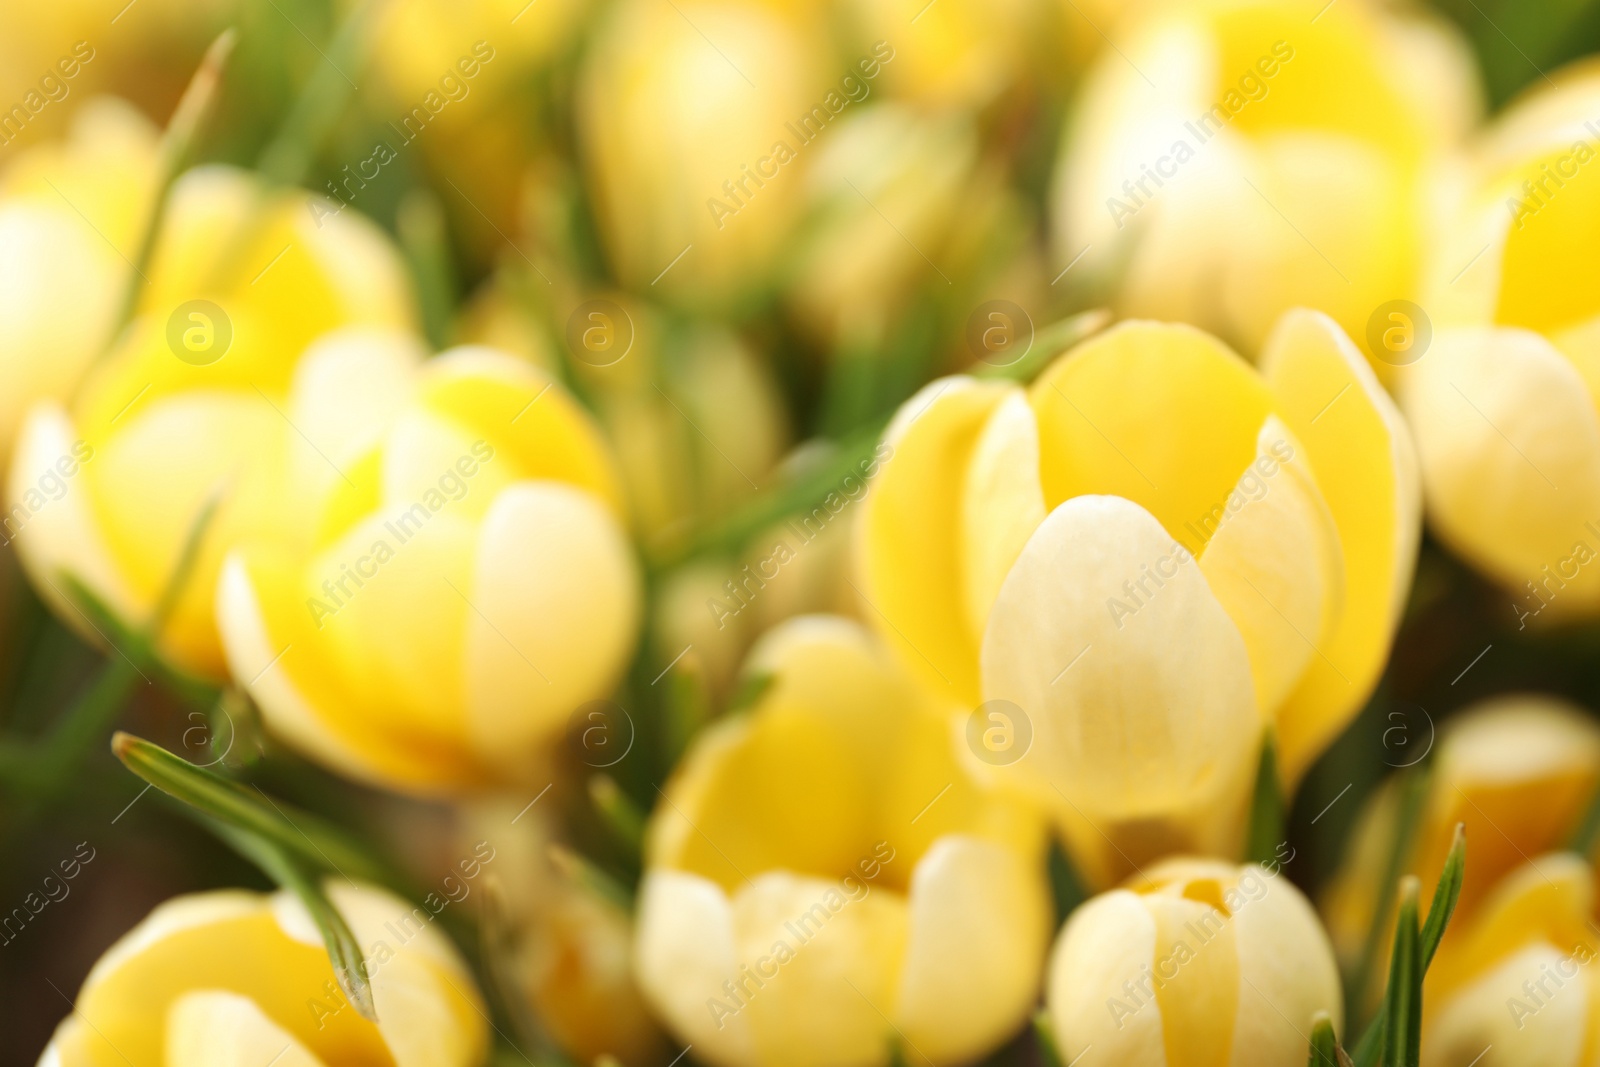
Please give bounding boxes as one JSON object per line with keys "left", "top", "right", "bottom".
{"left": 1424, "top": 944, "right": 1588, "bottom": 1067}
{"left": 895, "top": 836, "right": 1052, "bottom": 1064}
{"left": 856, "top": 376, "right": 1013, "bottom": 704}
{"left": 1198, "top": 416, "right": 1343, "bottom": 718}
{"left": 1226, "top": 864, "right": 1344, "bottom": 1062}
{"left": 463, "top": 482, "right": 641, "bottom": 779}
{"left": 1397, "top": 326, "right": 1600, "bottom": 614}
{"left": 1261, "top": 308, "right": 1420, "bottom": 787}
{"left": 980, "top": 495, "right": 1259, "bottom": 883}
{"left": 959, "top": 388, "right": 1046, "bottom": 647}
{"left": 166, "top": 990, "right": 328, "bottom": 1067}
{"left": 1029, "top": 320, "right": 1275, "bottom": 553}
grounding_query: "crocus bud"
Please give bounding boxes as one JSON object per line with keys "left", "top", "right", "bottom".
{"left": 217, "top": 334, "right": 640, "bottom": 795}
{"left": 635, "top": 616, "right": 1053, "bottom": 1067}
{"left": 1047, "top": 857, "right": 1342, "bottom": 1065}
{"left": 37, "top": 882, "right": 488, "bottom": 1067}
{"left": 856, "top": 312, "right": 1419, "bottom": 883}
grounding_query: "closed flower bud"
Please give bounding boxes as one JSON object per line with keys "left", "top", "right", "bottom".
{"left": 578, "top": 0, "right": 828, "bottom": 310}
{"left": 1421, "top": 854, "right": 1599, "bottom": 1067}
{"left": 217, "top": 334, "right": 640, "bottom": 794}
{"left": 1054, "top": 0, "right": 1479, "bottom": 358}
{"left": 37, "top": 882, "right": 488, "bottom": 1067}
{"left": 635, "top": 616, "right": 1052, "bottom": 1067}
{"left": 1400, "top": 62, "right": 1600, "bottom": 620}
{"left": 7, "top": 162, "right": 416, "bottom": 677}
{"left": 0, "top": 98, "right": 158, "bottom": 463}
{"left": 857, "top": 313, "right": 1419, "bottom": 883}
{"left": 1323, "top": 696, "right": 1600, "bottom": 997}
{"left": 1046, "top": 858, "right": 1342, "bottom": 1065}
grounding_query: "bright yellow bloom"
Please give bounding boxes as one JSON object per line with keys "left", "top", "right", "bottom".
{"left": 1421, "top": 854, "right": 1600, "bottom": 1067}
{"left": 0, "top": 98, "right": 158, "bottom": 462}
{"left": 1322, "top": 696, "right": 1600, "bottom": 991}
{"left": 635, "top": 616, "right": 1052, "bottom": 1067}
{"left": 1046, "top": 857, "right": 1343, "bottom": 1065}
{"left": 37, "top": 881, "right": 487, "bottom": 1067}
{"left": 856, "top": 313, "right": 1419, "bottom": 883}
{"left": 1053, "top": 0, "right": 1479, "bottom": 360}
{"left": 1399, "top": 61, "right": 1600, "bottom": 619}
{"left": 578, "top": 0, "right": 829, "bottom": 310}
{"left": 843, "top": 0, "right": 1048, "bottom": 109}
{"left": 7, "top": 161, "right": 415, "bottom": 677}
{"left": 217, "top": 334, "right": 639, "bottom": 795}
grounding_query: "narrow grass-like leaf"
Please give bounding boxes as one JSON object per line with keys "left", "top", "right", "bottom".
{"left": 208, "top": 817, "right": 375, "bottom": 1020}
{"left": 1381, "top": 878, "right": 1421, "bottom": 1067}
{"left": 1350, "top": 765, "right": 1431, "bottom": 1030}
{"left": 112, "top": 732, "right": 389, "bottom": 885}
{"left": 1246, "top": 730, "right": 1285, "bottom": 865}
{"left": 1308, "top": 1010, "right": 1340, "bottom": 1067}
{"left": 588, "top": 774, "right": 645, "bottom": 857}
{"left": 1032, "top": 1009, "right": 1066, "bottom": 1067}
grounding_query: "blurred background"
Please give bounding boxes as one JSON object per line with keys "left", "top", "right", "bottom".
{"left": 5, "top": 0, "right": 1600, "bottom": 1061}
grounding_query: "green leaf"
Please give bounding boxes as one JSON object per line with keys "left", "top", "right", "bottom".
{"left": 661, "top": 649, "right": 710, "bottom": 771}
{"left": 1568, "top": 779, "right": 1600, "bottom": 858}
{"left": 1308, "top": 1010, "right": 1340, "bottom": 1067}
{"left": 1246, "top": 730, "right": 1285, "bottom": 865}
{"left": 1352, "top": 823, "right": 1466, "bottom": 1067}
{"left": 587, "top": 774, "right": 645, "bottom": 858}
{"left": 207, "top": 817, "right": 376, "bottom": 1021}
{"left": 1349, "top": 765, "right": 1431, "bottom": 1033}
{"left": 398, "top": 188, "right": 458, "bottom": 351}
{"left": 1032, "top": 1009, "right": 1066, "bottom": 1067}
{"left": 1381, "top": 879, "right": 1422, "bottom": 1067}
{"left": 111, "top": 732, "right": 390, "bottom": 886}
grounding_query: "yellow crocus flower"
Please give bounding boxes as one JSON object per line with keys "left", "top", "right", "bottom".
{"left": 216, "top": 333, "right": 639, "bottom": 795}
{"left": 856, "top": 312, "right": 1419, "bottom": 884}
{"left": 634, "top": 615, "right": 1052, "bottom": 1067}
{"left": 37, "top": 882, "right": 488, "bottom": 1067}
{"left": 1400, "top": 60, "right": 1600, "bottom": 621}
{"left": 1047, "top": 857, "right": 1342, "bottom": 1064}
{"left": 1053, "top": 0, "right": 1479, "bottom": 361}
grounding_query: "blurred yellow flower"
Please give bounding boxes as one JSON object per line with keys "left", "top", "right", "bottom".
{"left": 7, "top": 162, "right": 415, "bottom": 677}
{"left": 578, "top": 0, "right": 830, "bottom": 310}
{"left": 856, "top": 312, "right": 1419, "bottom": 883}
{"left": 1421, "top": 854, "right": 1600, "bottom": 1067}
{"left": 1046, "top": 857, "right": 1342, "bottom": 1065}
{"left": 1401, "top": 60, "right": 1600, "bottom": 621}
{"left": 0, "top": 97, "right": 158, "bottom": 463}
{"left": 843, "top": 0, "right": 1047, "bottom": 109}
{"left": 1322, "top": 696, "right": 1600, "bottom": 990}
{"left": 1053, "top": 0, "right": 1479, "bottom": 359}
{"left": 635, "top": 615, "right": 1052, "bottom": 1067}
{"left": 217, "top": 335, "right": 639, "bottom": 795}
{"left": 37, "top": 881, "right": 488, "bottom": 1067}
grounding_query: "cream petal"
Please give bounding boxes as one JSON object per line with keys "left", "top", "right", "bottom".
{"left": 894, "top": 836, "right": 1051, "bottom": 1064}
{"left": 166, "top": 990, "right": 328, "bottom": 1067}
{"left": 1398, "top": 326, "right": 1600, "bottom": 613}
{"left": 289, "top": 327, "right": 425, "bottom": 475}
{"left": 980, "top": 495, "right": 1259, "bottom": 842}
{"left": 959, "top": 389, "right": 1047, "bottom": 646}
{"left": 729, "top": 871, "right": 909, "bottom": 1067}
{"left": 1261, "top": 308, "right": 1421, "bottom": 787}
{"left": 1047, "top": 890, "right": 1166, "bottom": 1064}
{"left": 1199, "top": 416, "right": 1343, "bottom": 719}
{"left": 1423, "top": 945, "right": 1587, "bottom": 1067}
{"left": 856, "top": 376, "right": 1014, "bottom": 705}
{"left": 464, "top": 482, "right": 640, "bottom": 779}
{"left": 635, "top": 870, "right": 759, "bottom": 1067}
{"left": 1225, "top": 866, "right": 1343, "bottom": 1066}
